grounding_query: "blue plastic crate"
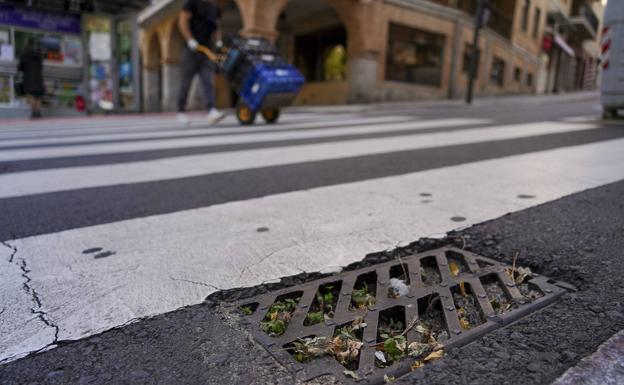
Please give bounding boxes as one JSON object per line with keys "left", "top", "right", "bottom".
{"left": 239, "top": 64, "right": 305, "bottom": 112}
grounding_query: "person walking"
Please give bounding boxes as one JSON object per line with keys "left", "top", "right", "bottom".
{"left": 177, "top": 0, "right": 226, "bottom": 125}
{"left": 18, "top": 38, "right": 45, "bottom": 119}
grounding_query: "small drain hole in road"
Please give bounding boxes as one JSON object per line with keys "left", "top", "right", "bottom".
{"left": 261, "top": 291, "right": 303, "bottom": 337}
{"left": 388, "top": 264, "right": 410, "bottom": 298}
{"left": 304, "top": 281, "right": 343, "bottom": 326}
{"left": 451, "top": 283, "right": 486, "bottom": 330}
{"left": 480, "top": 274, "right": 512, "bottom": 314}
{"left": 417, "top": 294, "right": 449, "bottom": 343}
{"left": 240, "top": 302, "right": 259, "bottom": 315}
{"left": 332, "top": 321, "right": 365, "bottom": 370}
{"left": 476, "top": 259, "right": 495, "bottom": 269}
{"left": 420, "top": 256, "right": 441, "bottom": 286}
{"left": 446, "top": 250, "right": 469, "bottom": 277}
{"left": 350, "top": 272, "right": 377, "bottom": 311}
{"left": 375, "top": 306, "right": 407, "bottom": 368}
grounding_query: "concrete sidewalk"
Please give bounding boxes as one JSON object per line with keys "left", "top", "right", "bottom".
{"left": 286, "top": 91, "right": 600, "bottom": 114}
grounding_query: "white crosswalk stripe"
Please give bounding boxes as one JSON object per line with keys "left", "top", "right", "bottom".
{"left": 0, "top": 120, "right": 593, "bottom": 198}
{"left": 1, "top": 110, "right": 623, "bottom": 364}
{"left": 0, "top": 115, "right": 414, "bottom": 146}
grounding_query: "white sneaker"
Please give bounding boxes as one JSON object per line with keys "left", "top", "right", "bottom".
{"left": 176, "top": 113, "right": 191, "bottom": 125}
{"left": 206, "top": 108, "right": 226, "bottom": 125}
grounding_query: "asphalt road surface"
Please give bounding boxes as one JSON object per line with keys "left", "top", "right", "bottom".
{"left": 1, "top": 93, "right": 623, "bottom": 384}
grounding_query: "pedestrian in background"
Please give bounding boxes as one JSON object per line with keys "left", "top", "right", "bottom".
{"left": 177, "top": 0, "right": 226, "bottom": 125}
{"left": 18, "top": 38, "right": 45, "bottom": 119}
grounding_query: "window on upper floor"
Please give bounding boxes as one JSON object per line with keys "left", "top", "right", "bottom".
{"left": 521, "top": 0, "right": 531, "bottom": 32}
{"left": 533, "top": 8, "right": 541, "bottom": 39}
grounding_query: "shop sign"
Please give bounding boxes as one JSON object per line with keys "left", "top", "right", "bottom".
{"left": 0, "top": 5, "right": 81, "bottom": 35}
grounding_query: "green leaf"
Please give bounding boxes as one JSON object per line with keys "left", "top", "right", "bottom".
{"left": 306, "top": 311, "right": 324, "bottom": 324}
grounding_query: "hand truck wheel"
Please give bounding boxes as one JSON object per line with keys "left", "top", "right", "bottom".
{"left": 236, "top": 103, "right": 256, "bottom": 125}
{"left": 261, "top": 108, "right": 280, "bottom": 124}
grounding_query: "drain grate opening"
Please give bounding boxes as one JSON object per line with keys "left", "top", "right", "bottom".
{"left": 240, "top": 302, "right": 259, "bottom": 316}
{"left": 233, "top": 246, "right": 571, "bottom": 384}
{"left": 304, "top": 281, "right": 343, "bottom": 326}
{"left": 260, "top": 291, "right": 303, "bottom": 337}
{"left": 375, "top": 306, "right": 407, "bottom": 368}
{"left": 446, "top": 250, "right": 470, "bottom": 276}
{"left": 332, "top": 321, "right": 365, "bottom": 370}
{"left": 388, "top": 263, "right": 410, "bottom": 298}
{"left": 480, "top": 274, "right": 513, "bottom": 314}
{"left": 420, "top": 256, "right": 442, "bottom": 286}
{"left": 451, "top": 282, "right": 486, "bottom": 330}
{"left": 350, "top": 271, "right": 377, "bottom": 311}
{"left": 284, "top": 335, "right": 320, "bottom": 364}
{"left": 518, "top": 281, "right": 544, "bottom": 303}
{"left": 417, "top": 293, "right": 449, "bottom": 343}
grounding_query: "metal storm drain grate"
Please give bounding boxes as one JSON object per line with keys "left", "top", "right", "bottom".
{"left": 232, "top": 246, "right": 572, "bottom": 384}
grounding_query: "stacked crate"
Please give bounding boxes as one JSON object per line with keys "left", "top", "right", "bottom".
{"left": 222, "top": 36, "right": 304, "bottom": 112}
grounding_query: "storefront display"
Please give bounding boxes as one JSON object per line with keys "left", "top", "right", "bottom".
{"left": 1, "top": 4, "right": 140, "bottom": 117}
{"left": 85, "top": 15, "right": 114, "bottom": 111}
{"left": 117, "top": 19, "right": 135, "bottom": 110}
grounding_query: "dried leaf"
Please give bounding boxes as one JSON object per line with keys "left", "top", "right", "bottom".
{"left": 415, "top": 324, "right": 428, "bottom": 335}
{"left": 459, "top": 281, "right": 468, "bottom": 297}
{"left": 424, "top": 349, "right": 444, "bottom": 362}
{"left": 343, "top": 370, "right": 360, "bottom": 380}
{"left": 411, "top": 360, "right": 424, "bottom": 371}
{"left": 459, "top": 317, "right": 471, "bottom": 330}
{"left": 384, "top": 374, "right": 396, "bottom": 383}
{"left": 408, "top": 342, "right": 430, "bottom": 358}
{"left": 375, "top": 350, "right": 387, "bottom": 363}
{"left": 449, "top": 260, "right": 461, "bottom": 277}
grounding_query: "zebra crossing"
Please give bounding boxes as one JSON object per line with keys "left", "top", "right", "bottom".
{"left": 1, "top": 106, "right": 623, "bottom": 364}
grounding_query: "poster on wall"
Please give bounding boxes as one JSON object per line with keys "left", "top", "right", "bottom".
{"left": 89, "top": 33, "right": 111, "bottom": 61}
{"left": 89, "top": 62, "right": 113, "bottom": 110}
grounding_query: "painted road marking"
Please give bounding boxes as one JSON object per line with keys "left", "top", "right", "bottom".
{"left": 0, "top": 121, "right": 593, "bottom": 198}
{"left": 2, "top": 137, "right": 624, "bottom": 362}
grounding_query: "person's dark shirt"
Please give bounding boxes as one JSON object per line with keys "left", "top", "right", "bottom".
{"left": 183, "top": 0, "right": 221, "bottom": 47}
{"left": 18, "top": 48, "right": 45, "bottom": 97}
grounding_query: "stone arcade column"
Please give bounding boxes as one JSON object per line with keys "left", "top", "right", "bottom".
{"left": 333, "top": 0, "right": 385, "bottom": 103}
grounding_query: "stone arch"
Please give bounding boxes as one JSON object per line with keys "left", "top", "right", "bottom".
{"left": 273, "top": 0, "right": 383, "bottom": 104}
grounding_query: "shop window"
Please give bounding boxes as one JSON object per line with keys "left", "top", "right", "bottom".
{"left": 462, "top": 43, "right": 481, "bottom": 77}
{"left": 13, "top": 31, "right": 82, "bottom": 65}
{"left": 294, "top": 25, "right": 347, "bottom": 82}
{"left": 533, "top": 8, "right": 541, "bottom": 39}
{"left": 514, "top": 67, "right": 522, "bottom": 82}
{"left": 385, "top": 23, "right": 446, "bottom": 87}
{"left": 527, "top": 73, "right": 534, "bottom": 87}
{"left": 490, "top": 57, "right": 506, "bottom": 86}
{"left": 116, "top": 19, "right": 135, "bottom": 110}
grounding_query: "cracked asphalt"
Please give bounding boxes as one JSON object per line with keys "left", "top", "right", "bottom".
{"left": 1, "top": 178, "right": 624, "bottom": 384}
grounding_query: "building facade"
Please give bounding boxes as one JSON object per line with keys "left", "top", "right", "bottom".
{"left": 138, "top": 0, "right": 602, "bottom": 111}
{"left": 538, "top": 0, "right": 603, "bottom": 95}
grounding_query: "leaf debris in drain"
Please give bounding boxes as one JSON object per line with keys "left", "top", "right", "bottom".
{"left": 232, "top": 246, "right": 571, "bottom": 384}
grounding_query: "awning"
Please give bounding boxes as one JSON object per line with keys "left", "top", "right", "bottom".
{"left": 555, "top": 34, "right": 576, "bottom": 57}
{"left": 138, "top": 0, "right": 180, "bottom": 28}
